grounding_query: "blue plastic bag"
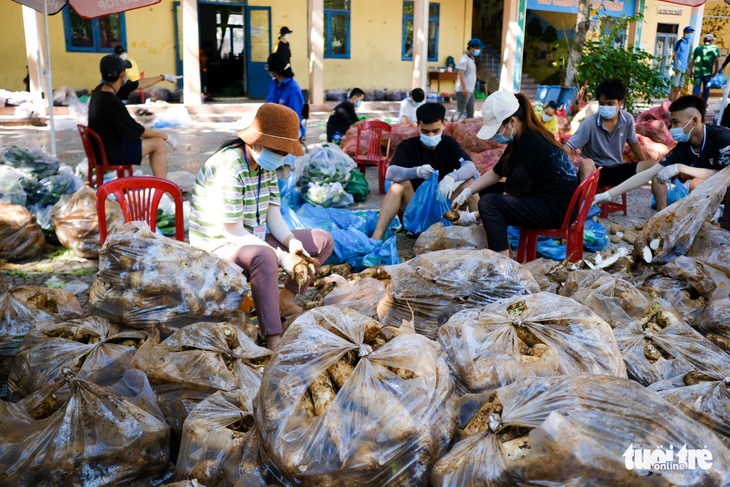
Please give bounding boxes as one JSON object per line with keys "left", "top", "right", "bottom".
{"left": 403, "top": 173, "right": 451, "bottom": 234}
{"left": 278, "top": 174, "right": 303, "bottom": 209}
{"left": 507, "top": 219, "right": 608, "bottom": 260}
{"left": 651, "top": 177, "right": 689, "bottom": 208}
{"left": 708, "top": 72, "right": 727, "bottom": 89}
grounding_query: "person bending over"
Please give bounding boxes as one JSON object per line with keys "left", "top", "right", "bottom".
{"left": 371, "top": 103, "right": 478, "bottom": 240}
{"left": 399, "top": 88, "right": 426, "bottom": 125}
{"left": 452, "top": 91, "right": 579, "bottom": 257}
{"left": 326, "top": 88, "right": 365, "bottom": 142}
{"left": 189, "top": 103, "right": 334, "bottom": 350}
{"left": 594, "top": 95, "right": 730, "bottom": 215}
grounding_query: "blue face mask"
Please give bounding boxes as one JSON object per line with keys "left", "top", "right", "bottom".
{"left": 493, "top": 123, "right": 514, "bottom": 145}
{"left": 598, "top": 105, "right": 618, "bottom": 119}
{"left": 542, "top": 112, "right": 554, "bottom": 122}
{"left": 420, "top": 130, "right": 442, "bottom": 148}
{"left": 472, "top": 49, "right": 481, "bottom": 57}
{"left": 670, "top": 118, "right": 694, "bottom": 143}
{"left": 251, "top": 146, "right": 287, "bottom": 170}
{"left": 354, "top": 100, "right": 362, "bottom": 108}
{"left": 684, "top": 33, "right": 693, "bottom": 40}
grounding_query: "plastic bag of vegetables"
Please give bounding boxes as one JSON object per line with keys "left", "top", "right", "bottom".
{"left": 296, "top": 144, "right": 356, "bottom": 188}
{"left": 0, "top": 166, "right": 32, "bottom": 206}
{"left": 1, "top": 145, "right": 60, "bottom": 179}
{"left": 26, "top": 173, "right": 80, "bottom": 207}
{"left": 303, "top": 181, "right": 354, "bottom": 208}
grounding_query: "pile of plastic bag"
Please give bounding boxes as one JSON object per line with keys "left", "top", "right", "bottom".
{"left": 295, "top": 144, "right": 357, "bottom": 208}
{"left": 256, "top": 306, "right": 454, "bottom": 485}
{"left": 0, "top": 202, "right": 46, "bottom": 261}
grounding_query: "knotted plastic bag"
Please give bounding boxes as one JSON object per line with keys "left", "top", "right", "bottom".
{"left": 256, "top": 306, "right": 455, "bottom": 486}
{"left": 438, "top": 292, "right": 626, "bottom": 394}
{"left": 0, "top": 202, "right": 45, "bottom": 261}
{"left": 403, "top": 172, "right": 451, "bottom": 234}
{"left": 431, "top": 375, "right": 730, "bottom": 486}
{"left": 414, "top": 221, "right": 488, "bottom": 255}
{"left": 175, "top": 389, "right": 269, "bottom": 486}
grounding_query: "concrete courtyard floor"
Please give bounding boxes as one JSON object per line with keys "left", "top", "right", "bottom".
{"left": 0, "top": 100, "right": 669, "bottom": 307}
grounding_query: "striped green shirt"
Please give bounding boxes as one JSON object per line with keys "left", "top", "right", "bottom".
{"left": 189, "top": 145, "right": 281, "bottom": 252}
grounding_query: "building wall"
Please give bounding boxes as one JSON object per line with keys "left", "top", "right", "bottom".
{"left": 637, "top": 1, "right": 695, "bottom": 53}
{"left": 1, "top": 3, "right": 31, "bottom": 91}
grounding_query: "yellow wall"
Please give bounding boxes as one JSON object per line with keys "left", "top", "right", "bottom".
{"left": 703, "top": 0, "right": 730, "bottom": 53}
{"left": 1, "top": 3, "right": 31, "bottom": 91}
{"left": 636, "top": 1, "right": 694, "bottom": 52}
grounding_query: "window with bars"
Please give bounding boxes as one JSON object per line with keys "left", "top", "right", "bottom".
{"left": 403, "top": 2, "right": 439, "bottom": 62}
{"left": 62, "top": 5, "right": 126, "bottom": 53}
{"left": 324, "top": 0, "right": 350, "bottom": 58}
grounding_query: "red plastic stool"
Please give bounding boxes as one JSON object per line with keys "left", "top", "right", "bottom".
{"left": 597, "top": 185, "right": 627, "bottom": 218}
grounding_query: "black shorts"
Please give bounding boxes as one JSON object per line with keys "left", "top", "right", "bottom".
{"left": 118, "top": 140, "right": 142, "bottom": 165}
{"left": 597, "top": 163, "right": 638, "bottom": 187}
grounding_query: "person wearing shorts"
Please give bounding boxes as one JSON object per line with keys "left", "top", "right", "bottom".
{"left": 88, "top": 54, "right": 169, "bottom": 178}
{"left": 565, "top": 79, "right": 656, "bottom": 188}
{"left": 669, "top": 26, "right": 694, "bottom": 102}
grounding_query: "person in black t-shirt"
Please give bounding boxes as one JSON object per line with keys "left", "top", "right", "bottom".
{"left": 452, "top": 91, "right": 578, "bottom": 256}
{"left": 88, "top": 55, "right": 170, "bottom": 178}
{"left": 594, "top": 95, "right": 730, "bottom": 212}
{"left": 275, "top": 26, "right": 292, "bottom": 66}
{"left": 326, "top": 88, "right": 365, "bottom": 142}
{"left": 370, "top": 103, "right": 479, "bottom": 240}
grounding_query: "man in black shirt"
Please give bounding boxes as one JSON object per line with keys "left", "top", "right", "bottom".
{"left": 371, "top": 103, "right": 478, "bottom": 239}
{"left": 326, "top": 88, "right": 365, "bottom": 142}
{"left": 595, "top": 95, "right": 730, "bottom": 212}
{"left": 88, "top": 55, "right": 170, "bottom": 178}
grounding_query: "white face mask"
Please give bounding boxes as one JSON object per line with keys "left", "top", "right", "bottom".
{"left": 120, "top": 53, "right": 128, "bottom": 60}
{"left": 284, "top": 34, "right": 291, "bottom": 41}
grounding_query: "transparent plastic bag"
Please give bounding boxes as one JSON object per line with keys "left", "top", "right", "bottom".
{"left": 0, "top": 165, "right": 30, "bottom": 206}
{"left": 559, "top": 269, "right": 650, "bottom": 327}
{"left": 697, "top": 298, "right": 730, "bottom": 353}
{"left": 689, "top": 222, "right": 730, "bottom": 276}
{"left": 649, "top": 371, "right": 730, "bottom": 445}
{"left": 7, "top": 316, "right": 153, "bottom": 401}
{"left": 296, "top": 144, "right": 356, "bottom": 187}
{"left": 414, "top": 221, "right": 488, "bottom": 255}
{"left": 403, "top": 173, "right": 451, "bottom": 235}
{"left": 377, "top": 249, "right": 539, "bottom": 339}
{"left": 1, "top": 144, "right": 59, "bottom": 179}
{"left": 0, "top": 279, "right": 83, "bottom": 399}
{"left": 256, "top": 306, "right": 455, "bottom": 486}
{"left": 51, "top": 185, "right": 124, "bottom": 258}
{"left": 88, "top": 222, "right": 249, "bottom": 336}
{"left": 131, "top": 321, "right": 271, "bottom": 434}
{"left": 431, "top": 374, "right": 730, "bottom": 486}
{"left": 520, "top": 258, "right": 562, "bottom": 294}
{"left": 613, "top": 308, "right": 730, "bottom": 386}
{"left": 0, "top": 369, "right": 170, "bottom": 486}
{"left": 661, "top": 255, "right": 730, "bottom": 302}
{"left": 303, "top": 181, "right": 354, "bottom": 208}
{"left": 175, "top": 389, "right": 269, "bottom": 487}
{"left": 438, "top": 292, "right": 626, "bottom": 394}
{"left": 638, "top": 273, "right": 707, "bottom": 325}
{"left": 0, "top": 202, "right": 45, "bottom": 261}
{"left": 322, "top": 275, "right": 386, "bottom": 318}
{"left": 636, "top": 165, "right": 730, "bottom": 264}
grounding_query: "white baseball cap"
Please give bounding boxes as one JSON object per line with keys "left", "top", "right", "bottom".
{"left": 477, "top": 90, "right": 520, "bottom": 140}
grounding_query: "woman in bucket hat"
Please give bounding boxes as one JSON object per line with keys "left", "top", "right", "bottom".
{"left": 450, "top": 91, "right": 579, "bottom": 257}
{"left": 190, "top": 103, "right": 334, "bottom": 350}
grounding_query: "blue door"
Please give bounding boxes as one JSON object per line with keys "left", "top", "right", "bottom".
{"left": 245, "top": 6, "right": 272, "bottom": 99}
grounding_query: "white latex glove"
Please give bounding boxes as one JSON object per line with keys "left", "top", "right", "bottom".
{"left": 437, "top": 175, "right": 457, "bottom": 199}
{"left": 165, "top": 135, "right": 179, "bottom": 150}
{"left": 288, "top": 238, "right": 310, "bottom": 257}
{"left": 164, "top": 74, "right": 183, "bottom": 83}
{"left": 275, "top": 248, "right": 316, "bottom": 287}
{"left": 593, "top": 191, "right": 612, "bottom": 205}
{"left": 452, "top": 187, "right": 472, "bottom": 208}
{"left": 656, "top": 164, "right": 681, "bottom": 183}
{"left": 416, "top": 164, "right": 435, "bottom": 179}
{"left": 455, "top": 210, "right": 478, "bottom": 226}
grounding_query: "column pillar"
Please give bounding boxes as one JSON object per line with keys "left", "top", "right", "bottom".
{"left": 308, "top": 0, "right": 324, "bottom": 105}
{"left": 411, "top": 0, "right": 428, "bottom": 91}
{"left": 182, "top": 0, "right": 202, "bottom": 106}
{"left": 499, "top": 0, "right": 526, "bottom": 92}
{"left": 21, "top": 6, "right": 46, "bottom": 116}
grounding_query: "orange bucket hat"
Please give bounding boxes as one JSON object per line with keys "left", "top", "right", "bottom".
{"left": 237, "top": 103, "right": 304, "bottom": 156}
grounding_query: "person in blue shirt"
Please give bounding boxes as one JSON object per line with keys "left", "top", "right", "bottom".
{"left": 266, "top": 52, "right": 305, "bottom": 139}
{"left": 670, "top": 26, "right": 694, "bottom": 102}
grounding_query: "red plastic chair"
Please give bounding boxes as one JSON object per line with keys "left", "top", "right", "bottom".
{"left": 597, "top": 185, "right": 628, "bottom": 218}
{"left": 78, "top": 124, "right": 133, "bottom": 189}
{"left": 96, "top": 176, "right": 185, "bottom": 245}
{"left": 516, "top": 168, "right": 602, "bottom": 264}
{"left": 354, "top": 120, "right": 392, "bottom": 194}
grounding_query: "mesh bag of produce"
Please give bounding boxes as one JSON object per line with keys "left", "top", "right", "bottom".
{"left": 559, "top": 269, "right": 650, "bottom": 327}
{"left": 377, "top": 249, "right": 539, "bottom": 339}
{"left": 697, "top": 298, "right": 730, "bottom": 353}
{"left": 0, "top": 201, "right": 45, "bottom": 261}
{"left": 0, "top": 278, "right": 83, "bottom": 399}
{"left": 414, "top": 222, "right": 488, "bottom": 255}
{"left": 132, "top": 321, "right": 270, "bottom": 434}
{"left": 649, "top": 371, "right": 730, "bottom": 445}
{"left": 431, "top": 375, "right": 730, "bottom": 486}
{"left": 0, "top": 368, "right": 170, "bottom": 486}
{"left": 635, "top": 165, "right": 730, "bottom": 264}
{"left": 7, "top": 316, "right": 152, "bottom": 401}
{"left": 256, "top": 306, "right": 455, "bottom": 486}
{"left": 322, "top": 275, "right": 386, "bottom": 318}
{"left": 175, "top": 389, "right": 269, "bottom": 487}
{"left": 51, "top": 185, "right": 124, "bottom": 258}
{"left": 88, "top": 222, "right": 249, "bottom": 336}
{"left": 438, "top": 292, "right": 626, "bottom": 394}
{"left": 613, "top": 308, "right": 730, "bottom": 386}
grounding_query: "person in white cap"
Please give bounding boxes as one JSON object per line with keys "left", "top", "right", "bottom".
{"left": 689, "top": 33, "right": 721, "bottom": 102}
{"left": 451, "top": 91, "right": 578, "bottom": 256}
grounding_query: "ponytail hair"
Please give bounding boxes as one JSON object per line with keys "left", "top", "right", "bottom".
{"left": 500, "top": 92, "right": 566, "bottom": 171}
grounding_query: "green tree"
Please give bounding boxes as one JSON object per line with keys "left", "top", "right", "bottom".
{"left": 526, "top": 18, "right": 544, "bottom": 44}
{"left": 575, "top": 15, "right": 670, "bottom": 113}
